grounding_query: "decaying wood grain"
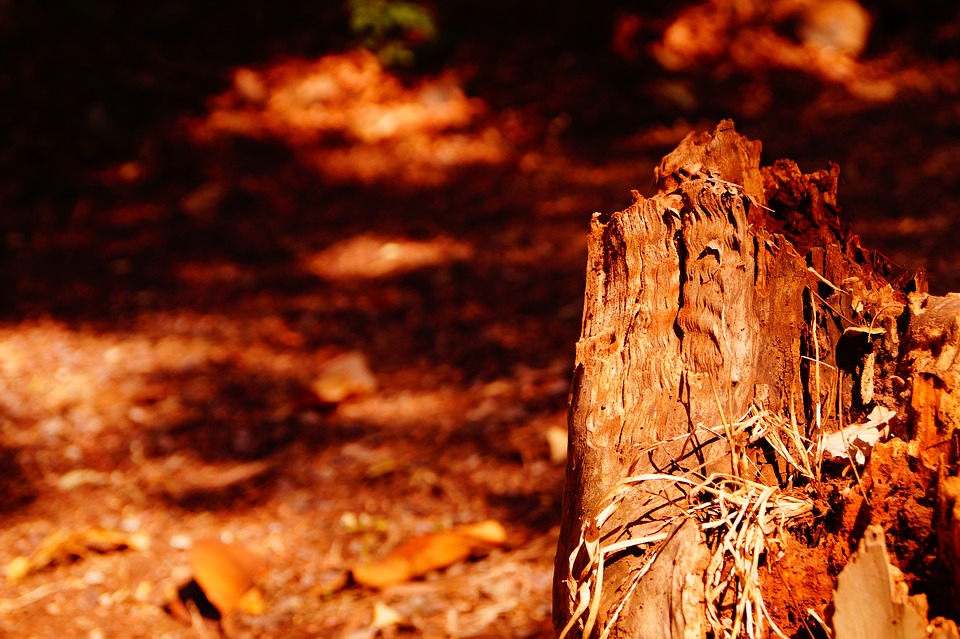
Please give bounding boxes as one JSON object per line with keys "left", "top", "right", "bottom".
{"left": 902, "top": 293, "right": 960, "bottom": 469}
{"left": 902, "top": 292, "right": 960, "bottom": 611}
{"left": 832, "top": 525, "right": 933, "bottom": 639}
{"left": 556, "top": 121, "right": 789, "bottom": 638}
{"left": 938, "top": 476, "right": 960, "bottom": 612}
{"left": 830, "top": 521, "right": 960, "bottom": 639}
{"left": 554, "top": 119, "right": 924, "bottom": 638}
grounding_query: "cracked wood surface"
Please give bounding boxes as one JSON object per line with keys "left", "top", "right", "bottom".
{"left": 554, "top": 120, "right": 911, "bottom": 638}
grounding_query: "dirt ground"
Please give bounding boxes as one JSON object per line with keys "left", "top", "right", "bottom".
{"left": 0, "top": 2, "right": 959, "bottom": 637}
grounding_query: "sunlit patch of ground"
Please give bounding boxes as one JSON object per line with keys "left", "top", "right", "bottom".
{"left": 650, "top": 0, "right": 960, "bottom": 102}
{"left": 305, "top": 234, "right": 475, "bottom": 281}
{"left": 186, "top": 51, "right": 511, "bottom": 188}
{"left": 0, "top": 303, "right": 567, "bottom": 637}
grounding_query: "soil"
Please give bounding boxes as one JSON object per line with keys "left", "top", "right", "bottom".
{"left": 0, "top": 1, "right": 958, "bottom": 638}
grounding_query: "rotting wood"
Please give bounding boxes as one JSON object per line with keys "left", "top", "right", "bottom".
{"left": 938, "top": 477, "right": 960, "bottom": 611}
{"left": 553, "top": 119, "right": 958, "bottom": 638}
{"left": 831, "top": 525, "right": 938, "bottom": 639}
{"left": 902, "top": 293, "right": 960, "bottom": 470}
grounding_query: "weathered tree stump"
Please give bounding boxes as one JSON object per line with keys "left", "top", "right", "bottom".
{"left": 554, "top": 120, "right": 960, "bottom": 638}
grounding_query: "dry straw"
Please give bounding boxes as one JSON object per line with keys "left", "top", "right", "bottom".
{"left": 559, "top": 404, "right": 818, "bottom": 639}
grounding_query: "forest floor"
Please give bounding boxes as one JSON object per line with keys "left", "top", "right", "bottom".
{"left": 0, "top": 2, "right": 959, "bottom": 637}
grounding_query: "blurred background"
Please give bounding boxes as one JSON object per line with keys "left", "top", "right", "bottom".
{"left": 0, "top": 1, "right": 957, "bottom": 636}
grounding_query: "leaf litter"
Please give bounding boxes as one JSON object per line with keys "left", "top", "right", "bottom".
{"left": 2, "top": 4, "right": 959, "bottom": 637}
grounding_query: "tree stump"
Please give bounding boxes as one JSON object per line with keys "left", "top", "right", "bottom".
{"left": 554, "top": 120, "right": 960, "bottom": 638}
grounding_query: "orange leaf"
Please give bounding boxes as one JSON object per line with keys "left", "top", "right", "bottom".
{"left": 352, "top": 520, "right": 507, "bottom": 588}
{"left": 6, "top": 528, "right": 148, "bottom": 582}
{"left": 190, "top": 539, "right": 267, "bottom": 616}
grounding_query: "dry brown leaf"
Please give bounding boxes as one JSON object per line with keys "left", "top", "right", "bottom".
{"left": 453, "top": 520, "right": 508, "bottom": 544}
{"left": 311, "top": 351, "right": 377, "bottom": 404}
{"left": 233, "top": 585, "right": 266, "bottom": 615}
{"left": 352, "top": 519, "right": 507, "bottom": 588}
{"left": 190, "top": 538, "right": 268, "bottom": 617}
{"left": 6, "top": 528, "right": 149, "bottom": 582}
{"left": 138, "top": 454, "right": 272, "bottom": 499}
{"left": 821, "top": 405, "right": 896, "bottom": 465}
{"left": 54, "top": 468, "right": 111, "bottom": 491}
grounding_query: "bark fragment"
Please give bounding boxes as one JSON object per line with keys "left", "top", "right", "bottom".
{"left": 831, "top": 525, "right": 931, "bottom": 639}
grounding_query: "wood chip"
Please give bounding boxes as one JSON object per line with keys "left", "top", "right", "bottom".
{"left": 352, "top": 520, "right": 507, "bottom": 588}
{"left": 190, "top": 539, "right": 268, "bottom": 617}
{"left": 831, "top": 525, "right": 928, "bottom": 639}
{"left": 6, "top": 528, "right": 149, "bottom": 582}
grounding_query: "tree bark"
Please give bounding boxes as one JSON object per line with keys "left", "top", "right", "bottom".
{"left": 553, "top": 120, "right": 916, "bottom": 638}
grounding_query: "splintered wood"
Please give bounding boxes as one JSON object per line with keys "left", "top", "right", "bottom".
{"left": 833, "top": 526, "right": 958, "bottom": 639}
{"left": 554, "top": 119, "right": 960, "bottom": 639}
{"left": 556, "top": 120, "right": 785, "bottom": 639}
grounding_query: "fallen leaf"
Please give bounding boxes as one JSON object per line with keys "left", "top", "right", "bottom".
{"left": 453, "top": 520, "right": 508, "bottom": 544}
{"left": 139, "top": 455, "right": 272, "bottom": 500}
{"left": 311, "top": 351, "right": 377, "bottom": 404}
{"left": 234, "top": 585, "right": 266, "bottom": 615}
{"left": 821, "top": 405, "right": 896, "bottom": 465}
{"left": 365, "top": 456, "right": 400, "bottom": 478}
{"left": 6, "top": 528, "right": 149, "bottom": 582}
{"left": 54, "top": 468, "right": 111, "bottom": 491}
{"left": 352, "top": 519, "right": 507, "bottom": 588}
{"left": 306, "top": 568, "right": 351, "bottom": 597}
{"left": 190, "top": 539, "right": 268, "bottom": 617}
